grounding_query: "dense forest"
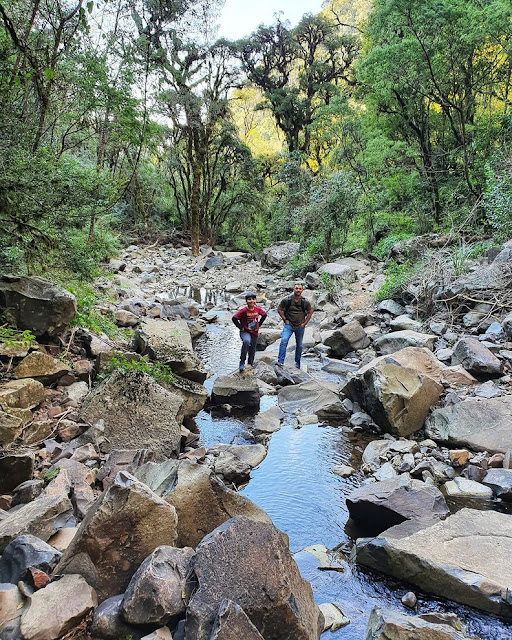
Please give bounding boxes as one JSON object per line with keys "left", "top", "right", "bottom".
{"left": 0, "top": 0, "right": 511, "bottom": 283}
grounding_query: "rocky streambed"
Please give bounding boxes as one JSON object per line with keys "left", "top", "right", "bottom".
{"left": 2, "top": 239, "right": 512, "bottom": 639}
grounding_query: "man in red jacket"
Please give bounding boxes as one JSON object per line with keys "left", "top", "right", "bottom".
{"left": 232, "top": 292, "right": 267, "bottom": 372}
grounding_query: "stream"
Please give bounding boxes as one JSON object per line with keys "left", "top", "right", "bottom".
{"left": 192, "top": 302, "right": 512, "bottom": 639}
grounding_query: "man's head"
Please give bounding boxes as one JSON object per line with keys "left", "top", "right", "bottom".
{"left": 293, "top": 282, "right": 304, "bottom": 297}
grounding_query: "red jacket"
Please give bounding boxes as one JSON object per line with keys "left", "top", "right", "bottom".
{"left": 232, "top": 305, "right": 267, "bottom": 336}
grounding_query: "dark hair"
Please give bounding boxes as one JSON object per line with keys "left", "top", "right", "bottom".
{"left": 245, "top": 292, "right": 256, "bottom": 300}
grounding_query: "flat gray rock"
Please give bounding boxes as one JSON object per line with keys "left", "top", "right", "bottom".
{"left": 364, "top": 607, "right": 472, "bottom": 639}
{"left": 425, "top": 396, "right": 512, "bottom": 454}
{"left": 373, "top": 331, "right": 436, "bottom": 355}
{"left": 356, "top": 508, "right": 512, "bottom": 618}
{"left": 278, "top": 380, "right": 347, "bottom": 419}
{"left": 211, "top": 374, "right": 260, "bottom": 410}
{"left": 482, "top": 468, "right": 512, "bottom": 500}
{"left": 0, "top": 494, "right": 72, "bottom": 552}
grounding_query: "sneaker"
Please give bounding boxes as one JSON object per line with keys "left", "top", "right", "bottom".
{"left": 275, "top": 361, "right": 283, "bottom": 367}
{"left": 239, "top": 363, "right": 245, "bottom": 372}
{"left": 294, "top": 362, "right": 301, "bottom": 369}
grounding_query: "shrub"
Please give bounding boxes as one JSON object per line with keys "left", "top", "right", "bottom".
{"left": 102, "top": 353, "right": 176, "bottom": 385}
{"left": 375, "top": 260, "right": 416, "bottom": 302}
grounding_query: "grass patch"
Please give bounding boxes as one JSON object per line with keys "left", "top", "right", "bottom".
{"left": 102, "top": 353, "right": 176, "bottom": 385}
{"left": 376, "top": 260, "right": 416, "bottom": 302}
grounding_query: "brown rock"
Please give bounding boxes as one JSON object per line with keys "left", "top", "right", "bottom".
{"left": 47, "top": 528, "right": 78, "bottom": 552}
{"left": 14, "top": 352, "right": 70, "bottom": 384}
{"left": 20, "top": 574, "right": 97, "bottom": 640}
{"left": 73, "top": 359, "right": 93, "bottom": 381}
{"left": 345, "top": 357, "right": 443, "bottom": 437}
{"left": 0, "top": 409, "right": 24, "bottom": 445}
{"left": 165, "top": 462, "right": 271, "bottom": 549}
{"left": 0, "top": 379, "right": 44, "bottom": 410}
{"left": 54, "top": 471, "right": 178, "bottom": 601}
{"left": 184, "top": 516, "right": 323, "bottom": 640}
{"left": 23, "top": 420, "right": 55, "bottom": 446}
{"left": 449, "top": 450, "right": 470, "bottom": 467}
{"left": 442, "top": 365, "right": 477, "bottom": 387}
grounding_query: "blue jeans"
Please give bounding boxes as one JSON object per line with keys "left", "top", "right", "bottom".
{"left": 240, "top": 331, "right": 258, "bottom": 365}
{"left": 277, "top": 323, "right": 305, "bottom": 365}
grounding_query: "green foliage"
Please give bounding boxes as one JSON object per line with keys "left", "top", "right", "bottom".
{"left": 299, "top": 170, "right": 360, "bottom": 259}
{"left": 0, "top": 325, "right": 35, "bottom": 347}
{"left": 60, "top": 225, "right": 120, "bottom": 280}
{"left": 43, "top": 468, "right": 60, "bottom": 485}
{"left": 483, "top": 146, "right": 512, "bottom": 240}
{"left": 375, "top": 261, "right": 415, "bottom": 302}
{"left": 449, "top": 240, "right": 494, "bottom": 277}
{"left": 103, "top": 353, "right": 176, "bottom": 385}
{"left": 59, "top": 280, "right": 122, "bottom": 339}
{"left": 373, "top": 233, "right": 414, "bottom": 260}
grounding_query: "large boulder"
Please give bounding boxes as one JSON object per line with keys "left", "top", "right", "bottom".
{"left": 278, "top": 380, "right": 348, "bottom": 419}
{"left": 184, "top": 516, "right": 323, "bottom": 640}
{"left": 425, "top": 396, "right": 512, "bottom": 454}
{"left": 135, "top": 318, "right": 208, "bottom": 383}
{"left": 365, "top": 608, "right": 472, "bottom": 640}
{"left": 261, "top": 242, "right": 300, "bottom": 268}
{"left": 163, "top": 462, "right": 271, "bottom": 549}
{"left": 211, "top": 374, "right": 260, "bottom": 410}
{"left": 346, "top": 476, "right": 449, "bottom": 535}
{"left": 317, "top": 262, "right": 356, "bottom": 282}
{"left": 160, "top": 373, "right": 208, "bottom": 421}
{"left": 54, "top": 471, "right": 178, "bottom": 602}
{"left": 0, "top": 275, "right": 76, "bottom": 336}
{"left": 356, "top": 508, "right": 512, "bottom": 618}
{"left": 344, "top": 356, "right": 442, "bottom": 437}
{"left": 435, "top": 245, "right": 512, "bottom": 301}
{"left": 79, "top": 369, "right": 183, "bottom": 459}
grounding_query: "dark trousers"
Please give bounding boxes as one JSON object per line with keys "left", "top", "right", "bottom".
{"left": 240, "top": 331, "right": 258, "bottom": 365}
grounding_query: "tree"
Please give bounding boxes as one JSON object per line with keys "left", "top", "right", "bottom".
{"left": 233, "top": 14, "right": 359, "bottom": 159}
{"left": 358, "top": 0, "right": 512, "bottom": 226}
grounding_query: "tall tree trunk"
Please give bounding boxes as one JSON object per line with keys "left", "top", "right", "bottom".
{"left": 190, "top": 144, "right": 201, "bottom": 256}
